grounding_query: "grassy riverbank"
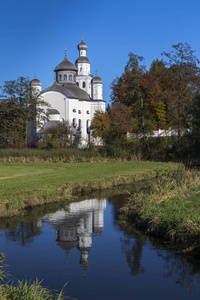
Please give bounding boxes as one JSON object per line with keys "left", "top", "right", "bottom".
{"left": 0, "top": 161, "right": 177, "bottom": 218}
{"left": 119, "top": 167, "right": 200, "bottom": 256}
{"left": 0, "top": 254, "right": 65, "bottom": 300}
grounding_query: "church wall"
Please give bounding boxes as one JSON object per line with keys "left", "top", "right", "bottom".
{"left": 42, "top": 91, "right": 67, "bottom": 121}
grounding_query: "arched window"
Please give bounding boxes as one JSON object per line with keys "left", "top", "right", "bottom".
{"left": 87, "top": 119, "right": 90, "bottom": 134}
{"left": 82, "top": 81, "right": 86, "bottom": 88}
{"left": 59, "top": 74, "right": 62, "bottom": 81}
{"left": 76, "top": 82, "right": 79, "bottom": 86}
{"left": 74, "top": 75, "right": 76, "bottom": 82}
{"left": 69, "top": 74, "right": 72, "bottom": 81}
{"left": 78, "top": 119, "right": 82, "bottom": 132}
{"left": 80, "top": 67, "right": 82, "bottom": 72}
{"left": 64, "top": 74, "right": 67, "bottom": 80}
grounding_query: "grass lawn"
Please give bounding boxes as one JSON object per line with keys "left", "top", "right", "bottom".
{"left": 0, "top": 161, "right": 177, "bottom": 217}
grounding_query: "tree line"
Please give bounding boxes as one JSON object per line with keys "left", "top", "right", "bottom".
{"left": 91, "top": 43, "right": 200, "bottom": 162}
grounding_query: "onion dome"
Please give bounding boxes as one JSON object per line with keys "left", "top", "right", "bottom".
{"left": 75, "top": 56, "right": 90, "bottom": 64}
{"left": 77, "top": 41, "right": 88, "bottom": 51}
{"left": 92, "top": 72, "right": 103, "bottom": 84}
{"left": 54, "top": 50, "right": 77, "bottom": 72}
{"left": 30, "top": 74, "right": 42, "bottom": 86}
{"left": 77, "top": 33, "right": 88, "bottom": 50}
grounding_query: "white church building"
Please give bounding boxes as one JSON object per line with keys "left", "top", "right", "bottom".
{"left": 30, "top": 36, "right": 105, "bottom": 145}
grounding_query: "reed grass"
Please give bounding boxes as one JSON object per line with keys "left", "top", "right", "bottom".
{"left": 120, "top": 166, "right": 200, "bottom": 255}
{"left": 0, "top": 148, "right": 140, "bottom": 163}
{"left": 0, "top": 254, "right": 69, "bottom": 300}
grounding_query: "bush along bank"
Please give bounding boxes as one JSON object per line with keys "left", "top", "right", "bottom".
{"left": 119, "top": 166, "right": 200, "bottom": 257}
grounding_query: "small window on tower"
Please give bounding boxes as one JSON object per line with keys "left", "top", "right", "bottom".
{"left": 64, "top": 74, "right": 67, "bottom": 80}
{"left": 80, "top": 67, "right": 82, "bottom": 72}
{"left": 74, "top": 75, "right": 76, "bottom": 82}
{"left": 76, "top": 82, "right": 79, "bottom": 86}
{"left": 82, "top": 81, "right": 86, "bottom": 88}
{"left": 69, "top": 75, "right": 72, "bottom": 81}
{"left": 59, "top": 74, "right": 62, "bottom": 81}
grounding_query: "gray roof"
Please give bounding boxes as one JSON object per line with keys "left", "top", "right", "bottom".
{"left": 30, "top": 78, "right": 42, "bottom": 86}
{"left": 47, "top": 109, "right": 60, "bottom": 115}
{"left": 38, "top": 120, "right": 60, "bottom": 134}
{"left": 75, "top": 56, "right": 90, "bottom": 64}
{"left": 54, "top": 56, "right": 77, "bottom": 72}
{"left": 41, "top": 81, "right": 91, "bottom": 101}
{"left": 92, "top": 76, "right": 103, "bottom": 84}
{"left": 78, "top": 41, "right": 88, "bottom": 50}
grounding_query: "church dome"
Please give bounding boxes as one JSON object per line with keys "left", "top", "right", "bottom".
{"left": 54, "top": 54, "right": 77, "bottom": 72}
{"left": 92, "top": 75, "right": 103, "bottom": 84}
{"left": 30, "top": 78, "right": 42, "bottom": 86}
{"left": 77, "top": 41, "right": 88, "bottom": 51}
{"left": 75, "top": 56, "right": 90, "bottom": 64}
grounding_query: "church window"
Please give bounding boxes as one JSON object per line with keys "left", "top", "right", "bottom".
{"left": 73, "top": 118, "right": 77, "bottom": 127}
{"left": 69, "top": 74, "right": 72, "bottom": 81}
{"left": 64, "top": 74, "right": 67, "bottom": 80}
{"left": 59, "top": 74, "right": 62, "bottom": 81}
{"left": 80, "top": 67, "right": 82, "bottom": 72}
{"left": 74, "top": 75, "right": 76, "bottom": 82}
{"left": 82, "top": 81, "right": 86, "bottom": 88}
{"left": 76, "top": 82, "right": 79, "bottom": 86}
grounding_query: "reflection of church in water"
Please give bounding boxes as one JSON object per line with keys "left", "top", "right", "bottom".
{"left": 43, "top": 198, "right": 106, "bottom": 271}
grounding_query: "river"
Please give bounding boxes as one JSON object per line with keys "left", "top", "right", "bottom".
{"left": 0, "top": 193, "right": 200, "bottom": 300}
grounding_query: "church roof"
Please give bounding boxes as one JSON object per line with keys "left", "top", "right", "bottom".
{"left": 38, "top": 120, "right": 60, "bottom": 134}
{"left": 41, "top": 81, "right": 91, "bottom": 101}
{"left": 54, "top": 56, "right": 77, "bottom": 72}
{"left": 75, "top": 56, "right": 90, "bottom": 64}
{"left": 47, "top": 109, "right": 60, "bottom": 115}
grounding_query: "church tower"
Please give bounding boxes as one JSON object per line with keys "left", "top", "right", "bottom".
{"left": 75, "top": 34, "right": 92, "bottom": 97}
{"left": 92, "top": 71, "right": 103, "bottom": 100}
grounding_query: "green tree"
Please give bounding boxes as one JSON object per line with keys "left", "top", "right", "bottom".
{"left": 0, "top": 76, "right": 48, "bottom": 147}
{"left": 110, "top": 53, "right": 153, "bottom": 136}
{"left": 90, "top": 110, "right": 110, "bottom": 145}
{"left": 162, "top": 43, "right": 200, "bottom": 142}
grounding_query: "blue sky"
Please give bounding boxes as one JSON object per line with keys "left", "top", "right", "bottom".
{"left": 1, "top": 0, "right": 200, "bottom": 104}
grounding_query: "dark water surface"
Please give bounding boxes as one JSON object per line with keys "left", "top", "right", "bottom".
{"left": 0, "top": 194, "right": 200, "bottom": 300}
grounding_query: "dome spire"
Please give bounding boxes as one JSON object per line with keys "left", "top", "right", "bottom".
{"left": 65, "top": 49, "right": 67, "bottom": 57}
{"left": 95, "top": 70, "right": 98, "bottom": 77}
{"left": 81, "top": 32, "right": 83, "bottom": 41}
{"left": 34, "top": 72, "right": 36, "bottom": 79}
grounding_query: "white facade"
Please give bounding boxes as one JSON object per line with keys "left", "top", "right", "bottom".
{"left": 30, "top": 37, "right": 105, "bottom": 146}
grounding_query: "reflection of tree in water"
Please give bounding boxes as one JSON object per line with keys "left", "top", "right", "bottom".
{"left": 5, "top": 221, "right": 42, "bottom": 246}
{"left": 156, "top": 249, "right": 200, "bottom": 294}
{"left": 120, "top": 235, "right": 145, "bottom": 276}
{"left": 108, "top": 194, "right": 145, "bottom": 276}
